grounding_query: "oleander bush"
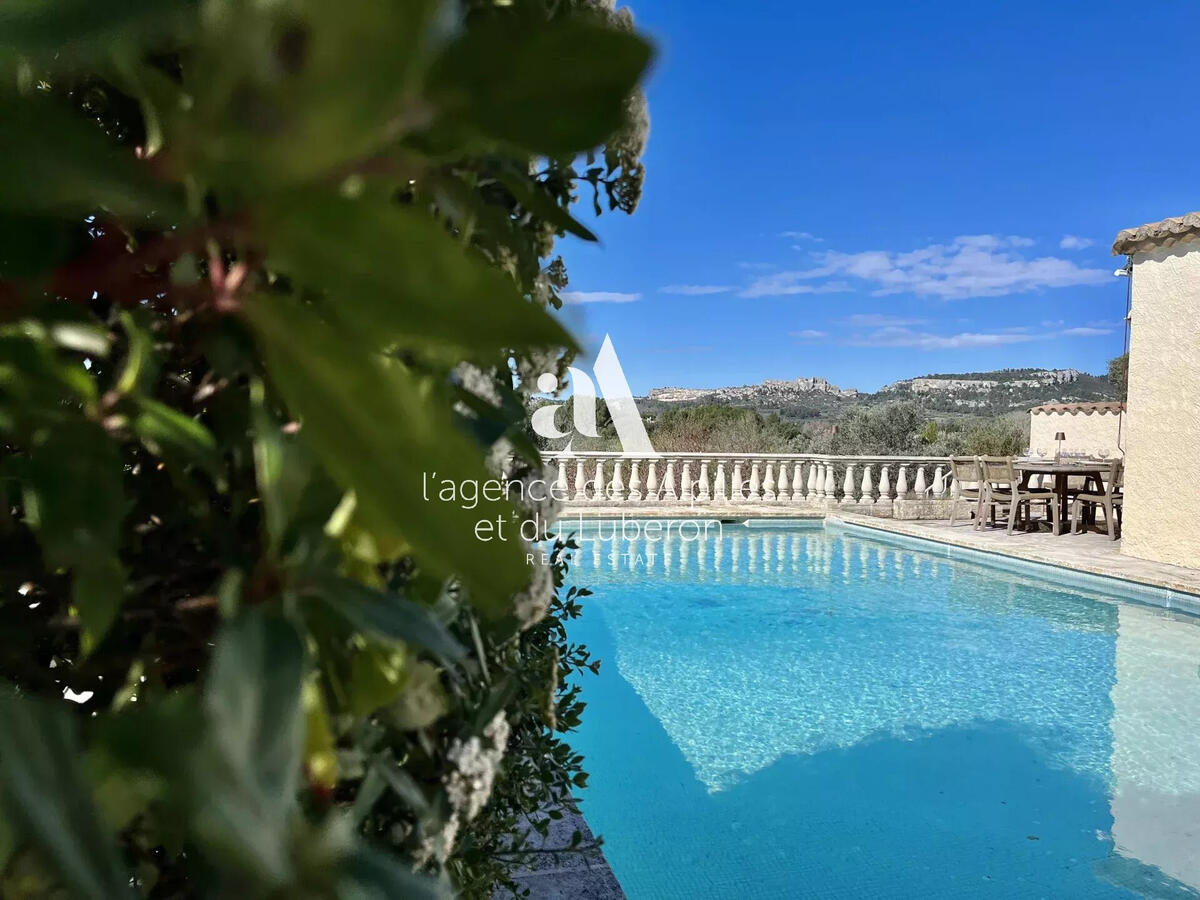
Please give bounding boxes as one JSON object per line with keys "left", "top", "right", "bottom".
{"left": 0, "top": 1, "right": 650, "bottom": 897}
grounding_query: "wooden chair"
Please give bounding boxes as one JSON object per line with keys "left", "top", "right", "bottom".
{"left": 1071, "top": 459, "right": 1124, "bottom": 540}
{"left": 977, "top": 456, "right": 1059, "bottom": 535}
{"left": 948, "top": 456, "right": 983, "bottom": 526}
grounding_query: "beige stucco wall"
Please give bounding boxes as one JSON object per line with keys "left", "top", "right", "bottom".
{"left": 1029, "top": 409, "right": 1126, "bottom": 457}
{"left": 1122, "top": 237, "right": 1200, "bottom": 568}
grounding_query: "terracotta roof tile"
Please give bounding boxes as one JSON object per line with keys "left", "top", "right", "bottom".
{"left": 1112, "top": 211, "right": 1200, "bottom": 255}
{"left": 1030, "top": 401, "right": 1125, "bottom": 415}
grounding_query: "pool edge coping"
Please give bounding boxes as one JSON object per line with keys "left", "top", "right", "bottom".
{"left": 826, "top": 514, "right": 1200, "bottom": 616}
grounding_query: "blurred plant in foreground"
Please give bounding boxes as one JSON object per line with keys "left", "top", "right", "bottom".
{"left": 0, "top": 1, "right": 651, "bottom": 896}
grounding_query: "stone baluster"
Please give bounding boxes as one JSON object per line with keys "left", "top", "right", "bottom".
{"left": 697, "top": 461, "right": 711, "bottom": 502}
{"left": 763, "top": 462, "right": 777, "bottom": 501}
{"left": 610, "top": 460, "right": 626, "bottom": 502}
{"left": 646, "top": 460, "right": 659, "bottom": 503}
{"left": 932, "top": 465, "right": 945, "bottom": 498}
{"left": 748, "top": 462, "right": 762, "bottom": 502}
{"left": 792, "top": 463, "right": 804, "bottom": 503}
{"left": 860, "top": 464, "right": 874, "bottom": 504}
{"left": 680, "top": 462, "right": 694, "bottom": 502}
{"left": 913, "top": 465, "right": 927, "bottom": 498}
{"left": 896, "top": 464, "right": 909, "bottom": 500}
{"left": 629, "top": 459, "right": 643, "bottom": 502}
{"left": 950, "top": 476, "right": 961, "bottom": 499}
{"left": 731, "top": 461, "right": 744, "bottom": 501}
{"left": 662, "top": 460, "right": 678, "bottom": 501}
{"left": 714, "top": 462, "right": 728, "bottom": 501}
{"left": 806, "top": 462, "right": 819, "bottom": 500}
{"left": 555, "top": 457, "right": 569, "bottom": 503}
{"left": 573, "top": 458, "right": 588, "bottom": 502}
{"left": 841, "top": 463, "right": 857, "bottom": 505}
{"left": 876, "top": 465, "right": 891, "bottom": 506}
{"left": 776, "top": 462, "right": 790, "bottom": 502}
{"left": 593, "top": 459, "right": 607, "bottom": 501}
{"left": 824, "top": 463, "right": 837, "bottom": 500}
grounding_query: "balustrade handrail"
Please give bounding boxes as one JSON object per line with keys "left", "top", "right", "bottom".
{"left": 542, "top": 450, "right": 950, "bottom": 463}
{"left": 541, "top": 449, "right": 960, "bottom": 509}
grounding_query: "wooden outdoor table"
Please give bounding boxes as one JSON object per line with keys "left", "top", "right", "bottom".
{"left": 1014, "top": 460, "right": 1106, "bottom": 535}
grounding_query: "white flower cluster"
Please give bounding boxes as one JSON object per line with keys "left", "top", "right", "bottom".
{"left": 413, "top": 712, "right": 511, "bottom": 868}
{"left": 445, "top": 711, "right": 511, "bottom": 823}
{"left": 513, "top": 556, "right": 555, "bottom": 630}
{"left": 412, "top": 815, "right": 459, "bottom": 869}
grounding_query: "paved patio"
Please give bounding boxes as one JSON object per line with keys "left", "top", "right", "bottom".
{"left": 830, "top": 512, "right": 1200, "bottom": 600}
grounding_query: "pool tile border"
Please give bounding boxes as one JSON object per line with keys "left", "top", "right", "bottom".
{"left": 827, "top": 515, "right": 1200, "bottom": 617}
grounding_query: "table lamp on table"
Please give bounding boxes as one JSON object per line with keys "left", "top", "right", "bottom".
{"left": 1054, "top": 431, "right": 1066, "bottom": 461}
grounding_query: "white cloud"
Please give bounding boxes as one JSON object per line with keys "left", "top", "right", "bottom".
{"left": 847, "top": 326, "right": 1041, "bottom": 350}
{"left": 659, "top": 284, "right": 734, "bottom": 295}
{"left": 790, "top": 329, "right": 829, "bottom": 341}
{"left": 845, "top": 319, "right": 1119, "bottom": 350}
{"left": 738, "top": 276, "right": 853, "bottom": 298}
{"left": 1059, "top": 235, "right": 1095, "bottom": 250}
{"left": 560, "top": 291, "right": 641, "bottom": 305}
{"left": 1041, "top": 319, "right": 1065, "bottom": 328}
{"left": 781, "top": 231, "right": 822, "bottom": 242}
{"left": 840, "top": 313, "right": 928, "bottom": 327}
{"left": 737, "top": 261, "right": 776, "bottom": 270}
{"left": 740, "top": 234, "right": 1109, "bottom": 300}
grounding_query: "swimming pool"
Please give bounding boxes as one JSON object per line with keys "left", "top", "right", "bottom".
{"left": 563, "top": 519, "right": 1200, "bottom": 899}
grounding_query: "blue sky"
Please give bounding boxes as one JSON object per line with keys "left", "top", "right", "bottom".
{"left": 557, "top": 0, "right": 1200, "bottom": 394}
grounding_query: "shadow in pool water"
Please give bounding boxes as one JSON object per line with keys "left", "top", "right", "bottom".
{"left": 574, "top": 604, "right": 1197, "bottom": 900}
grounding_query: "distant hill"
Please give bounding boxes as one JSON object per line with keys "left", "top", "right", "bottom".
{"left": 640, "top": 367, "right": 1116, "bottom": 421}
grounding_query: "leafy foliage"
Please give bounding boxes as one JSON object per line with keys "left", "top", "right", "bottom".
{"left": 543, "top": 398, "right": 1028, "bottom": 458}
{"left": 1107, "top": 353, "right": 1129, "bottom": 401}
{"left": 0, "top": 1, "right": 652, "bottom": 896}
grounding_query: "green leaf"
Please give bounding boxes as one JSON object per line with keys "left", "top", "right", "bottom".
{"left": 184, "top": 0, "right": 440, "bottom": 187}
{"left": 258, "top": 191, "right": 577, "bottom": 356}
{"left": 115, "top": 310, "right": 158, "bottom": 396}
{"left": 23, "top": 420, "right": 127, "bottom": 649}
{"left": 0, "top": 690, "right": 133, "bottom": 900}
{"left": 344, "top": 643, "right": 410, "bottom": 719}
{"left": 0, "top": 94, "right": 182, "bottom": 223}
{"left": 74, "top": 557, "right": 125, "bottom": 656}
{"left": 0, "top": 330, "right": 98, "bottom": 432}
{"left": 338, "top": 846, "right": 450, "bottom": 900}
{"left": 250, "top": 379, "right": 341, "bottom": 557}
{"left": 0, "top": 0, "right": 192, "bottom": 64}
{"left": 300, "top": 571, "right": 466, "bottom": 662}
{"left": 496, "top": 172, "right": 598, "bottom": 242}
{"left": 23, "top": 421, "right": 124, "bottom": 570}
{"left": 371, "top": 759, "right": 429, "bottom": 814}
{"left": 130, "top": 397, "right": 222, "bottom": 478}
{"left": 384, "top": 661, "right": 446, "bottom": 731}
{"left": 47, "top": 321, "right": 111, "bottom": 358}
{"left": 241, "top": 293, "right": 527, "bottom": 609}
{"left": 0, "top": 801, "right": 16, "bottom": 873}
{"left": 349, "top": 764, "right": 387, "bottom": 826}
{"left": 428, "top": 15, "right": 653, "bottom": 155}
{"left": 195, "top": 610, "right": 308, "bottom": 887}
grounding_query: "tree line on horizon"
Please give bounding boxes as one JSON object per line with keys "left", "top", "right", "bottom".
{"left": 535, "top": 354, "right": 1130, "bottom": 457}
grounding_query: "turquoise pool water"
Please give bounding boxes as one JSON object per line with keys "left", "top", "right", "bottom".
{"left": 563, "top": 520, "right": 1200, "bottom": 899}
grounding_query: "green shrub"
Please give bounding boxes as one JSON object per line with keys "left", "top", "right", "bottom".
{"left": 0, "top": 2, "right": 651, "bottom": 897}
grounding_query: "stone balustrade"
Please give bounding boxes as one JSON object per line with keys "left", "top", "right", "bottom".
{"left": 543, "top": 452, "right": 958, "bottom": 519}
